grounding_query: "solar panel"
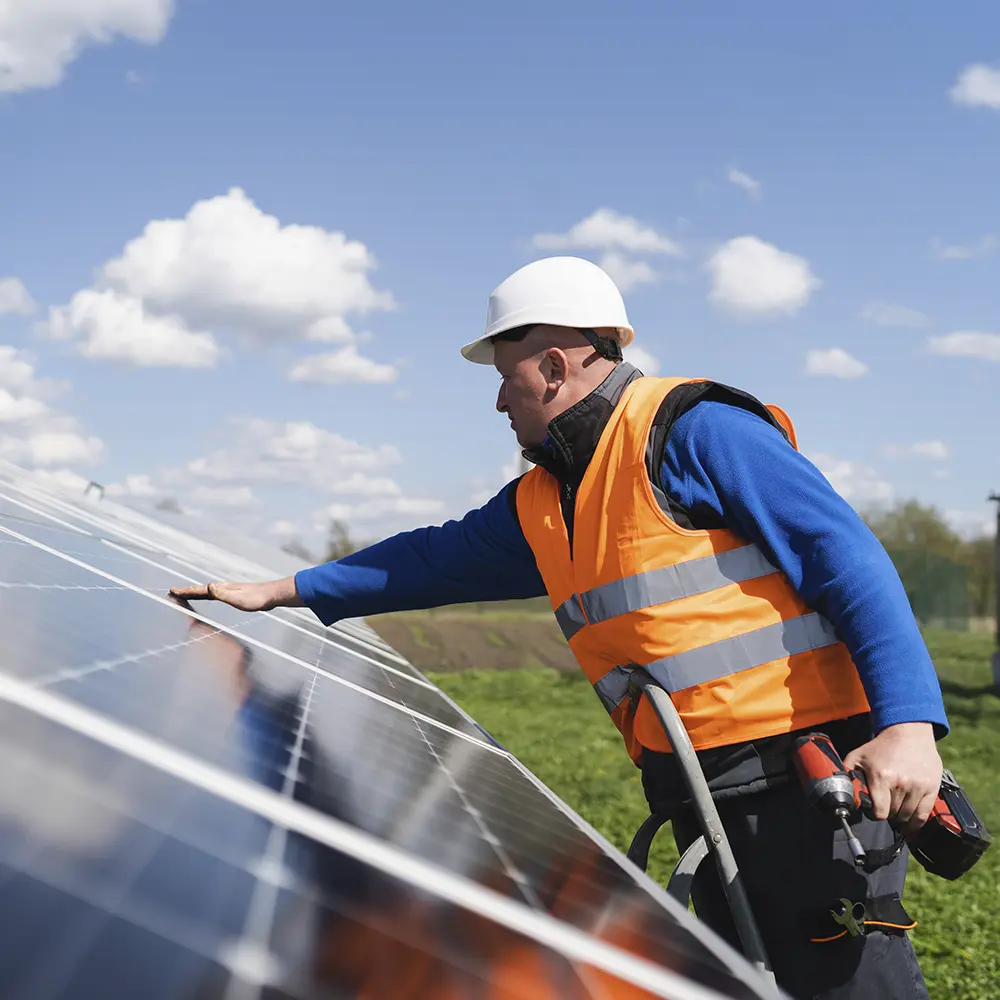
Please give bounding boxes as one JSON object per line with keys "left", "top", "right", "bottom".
{"left": 0, "top": 463, "right": 781, "bottom": 1000}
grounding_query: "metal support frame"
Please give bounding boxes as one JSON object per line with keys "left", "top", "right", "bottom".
{"left": 990, "top": 494, "right": 1000, "bottom": 694}
{"left": 627, "top": 669, "right": 776, "bottom": 988}
{"left": 666, "top": 836, "right": 711, "bottom": 905}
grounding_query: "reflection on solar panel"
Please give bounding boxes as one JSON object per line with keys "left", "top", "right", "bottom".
{"left": 0, "top": 461, "right": 781, "bottom": 1000}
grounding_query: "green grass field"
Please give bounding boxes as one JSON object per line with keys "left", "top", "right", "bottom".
{"left": 423, "top": 628, "right": 999, "bottom": 1000}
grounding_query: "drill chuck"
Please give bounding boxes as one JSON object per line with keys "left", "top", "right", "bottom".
{"left": 837, "top": 810, "right": 866, "bottom": 868}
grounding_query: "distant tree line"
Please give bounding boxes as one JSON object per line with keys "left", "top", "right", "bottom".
{"left": 863, "top": 500, "right": 996, "bottom": 627}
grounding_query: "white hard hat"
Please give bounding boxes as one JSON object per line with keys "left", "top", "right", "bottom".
{"left": 461, "top": 255, "right": 635, "bottom": 365}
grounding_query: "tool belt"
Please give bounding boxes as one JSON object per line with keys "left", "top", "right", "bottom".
{"left": 807, "top": 892, "right": 917, "bottom": 943}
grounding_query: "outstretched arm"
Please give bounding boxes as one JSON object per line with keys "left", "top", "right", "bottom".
{"left": 170, "top": 481, "right": 547, "bottom": 623}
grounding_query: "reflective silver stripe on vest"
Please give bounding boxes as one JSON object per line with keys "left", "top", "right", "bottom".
{"left": 593, "top": 665, "right": 634, "bottom": 714}
{"left": 554, "top": 595, "right": 588, "bottom": 641}
{"left": 638, "top": 612, "right": 839, "bottom": 695}
{"left": 554, "top": 544, "right": 777, "bottom": 641}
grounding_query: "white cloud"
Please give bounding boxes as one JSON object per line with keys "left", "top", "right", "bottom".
{"left": 47, "top": 289, "right": 220, "bottom": 367}
{"left": 0, "top": 430, "right": 104, "bottom": 467}
{"left": 0, "top": 277, "right": 36, "bottom": 315}
{"left": 597, "top": 252, "right": 658, "bottom": 292}
{"left": 0, "top": 347, "right": 64, "bottom": 427}
{"left": 532, "top": 208, "right": 682, "bottom": 256}
{"left": 0, "top": 389, "right": 48, "bottom": 423}
{"left": 305, "top": 316, "right": 355, "bottom": 343}
{"left": 859, "top": 301, "right": 930, "bottom": 328}
{"left": 810, "top": 453, "right": 893, "bottom": 506}
{"left": 100, "top": 188, "right": 394, "bottom": 336}
{"left": 882, "top": 441, "right": 950, "bottom": 462}
{"left": 28, "top": 430, "right": 104, "bottom": 465}
{"left": 116, "top": 418, "right": 408, "bottom": 510}
{"left": 805, "top": 348, "right": 868, "bottom": 379}
{"left": 181, "top": 419, "right": 401, "bottom": 491}
{"left": 106, "top": 473, "right": 157, "bottom": 497}
{"left": 316, "top": 496, "right": 446, "bottom": 525}
{"left": 912, "top": 440, "right": 950, "bottom": 461}
{"left": 0, "top": 346, "right": 37, "bottom": 392}
{"left": 107, "top": 416, "right": 442, "bottom": 539}
{"left": 931, "top": 235, "right": 997, "bottom": 261}
{"left": 288, "top": 346, "right": 398, "bottom": 385}
{"left": 30, "top": 467, "right": 92, "bottom": 493}
{"left": 45, "top": 188, "right": 396, "bottom": 380}
{"left": 949, "top": 64, "right": 1000, "bottom": 110}
{"left": 327, "top": 472, "right": 403, "bottom": 498}
{"left": 707, "top": 236, "right": 820, "bottom": 318}
{"left": 502, "top": 451, "right": 527, "bottom": 482}
{"left": 0, "top": 345, "right": 102, "bottom": 471}
{"left": 470, "top": 450, "right": 530, "bottom": 505}
{"left": 190, "top": 485, "right": 257, "bottom": 508}
{"left": 0, "top": 345, "right": 63, "bottom": 397}
{"left": 927, "top": 331, "right": 1000, "bottom": 363}
{"left": 727, "top": 168, "right": 761, "bottom": 199}
{"left": 321, "top": 503, "right": 354, "bottom": 523}
{"left": 945, "top": 508, "right": 996, "bottom": 540}
{"left": 0, "top": 0, "right": 174, "bottom": 94}
{"left": 623, "top": 344, "right": 661, "bottom": 375}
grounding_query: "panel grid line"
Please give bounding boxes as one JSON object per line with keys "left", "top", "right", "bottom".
{"left": 221, "top": 669, "right": 320, "bottom": 999}
{"left": 28, "top": 633, "right": 220, "bottom": 689}
{"left": 98, "top": 536, "right": 430, "bottom": 686}
{"left": 0, "top": 668, "right": 741, "bottom": 1000}
{"left": 1, "top": 482, "right": 411, "bottom": 669}
{"left": 3, "top": 749, "right": 229, "bottom": 999}
{"left": 0, "top": 469, "right": 773, "bottom": 1000}
{"left": 0, "top": 521, "right": 506, "bottom": 755}
{"left": 0, "top": 582, "right": 126, "bottom": 592}
{"left": 0, "top": 484, "right": 428, "bottom": 681}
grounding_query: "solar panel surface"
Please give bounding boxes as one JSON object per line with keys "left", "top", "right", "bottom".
{"left": 0, "top": 464, "right": 781, "bottom": 1000}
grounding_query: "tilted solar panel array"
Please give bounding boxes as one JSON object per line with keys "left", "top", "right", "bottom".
{"left": 0, "top": 461, "right": 779, "bottom": 1000}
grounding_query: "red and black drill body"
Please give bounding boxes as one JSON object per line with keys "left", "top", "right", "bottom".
{"left": 791, "top": 732, "right": 992, "bottom": 880}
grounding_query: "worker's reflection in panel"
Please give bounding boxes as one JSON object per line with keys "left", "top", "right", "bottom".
{"left": 186, "top": 618, "right": 679, "bottom": 999}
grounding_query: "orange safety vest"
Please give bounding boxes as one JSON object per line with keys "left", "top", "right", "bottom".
{"left": 516, "top": 376, "right": 869, "bottom": 762}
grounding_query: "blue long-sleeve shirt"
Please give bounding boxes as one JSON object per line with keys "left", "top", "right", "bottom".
{"left": 296, "top": 401, "right": 948, "bottom": 737}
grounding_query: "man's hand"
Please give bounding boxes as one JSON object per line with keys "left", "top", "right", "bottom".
{"left": 843, "top": 722, "right": 942, "bottom": 835}
{"left": 169, "top": 576, "right": 304, "bottom": 613}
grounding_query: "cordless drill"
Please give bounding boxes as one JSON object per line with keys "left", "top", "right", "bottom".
{"left": 791, "top": 732, "right": 992, "bottom": 880}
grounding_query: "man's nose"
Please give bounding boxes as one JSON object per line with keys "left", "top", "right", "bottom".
{"left": 496, "top": 384, "right": 507, "bottom": 413}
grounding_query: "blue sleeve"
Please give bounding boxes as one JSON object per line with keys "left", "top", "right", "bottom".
{"left": 662, "top": 401, "right": 949, "bottom": 737}
{"left": 294, "top": 482, "right": 546, "bottom": 626}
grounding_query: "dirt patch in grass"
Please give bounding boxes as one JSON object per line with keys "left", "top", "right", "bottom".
{"left": 367, "top": 611, "right": 577, "bottom": 674}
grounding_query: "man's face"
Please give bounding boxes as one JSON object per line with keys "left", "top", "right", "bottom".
{"left": 493, "top": 337, "right": 551, "bottom": 449}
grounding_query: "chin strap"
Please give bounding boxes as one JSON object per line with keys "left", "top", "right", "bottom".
{"left": 579, "top": 327, "right": 624, "bottom": 362}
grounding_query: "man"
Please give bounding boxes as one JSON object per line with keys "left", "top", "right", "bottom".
{"left": 172, "top": 256, "right": 947, "bottom": 1000}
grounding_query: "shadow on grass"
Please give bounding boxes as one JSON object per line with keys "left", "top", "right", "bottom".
{"left": 939, "top": 678, "right": 1000, "bottom": 699}
{"left": 939, "top": 680, "right": 999, "bottom": 699}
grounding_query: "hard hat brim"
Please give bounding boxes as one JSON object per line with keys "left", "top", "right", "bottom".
{"left": 460, "top": 334, "right": 497, "bottom": 365}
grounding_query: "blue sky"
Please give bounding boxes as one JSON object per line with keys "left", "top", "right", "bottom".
{"left": 1, "top": 1, "right": 998, "bottom": 553}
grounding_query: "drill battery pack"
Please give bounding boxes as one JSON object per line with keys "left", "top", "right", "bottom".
{"left": 906, "top": 769, "right": 993, "bottom": 880}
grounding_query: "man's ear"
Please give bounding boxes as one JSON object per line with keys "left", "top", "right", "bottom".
{"left": 541, "top": 348, "right": 569, "bottom": 388}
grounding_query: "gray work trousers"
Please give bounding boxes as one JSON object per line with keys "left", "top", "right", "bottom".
{"left": 671, "top": 782, "right": 930, "bottom": 1000}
